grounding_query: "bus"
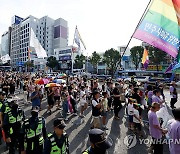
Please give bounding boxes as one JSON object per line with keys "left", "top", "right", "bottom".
{"left": 117, "top": 70, "right": 173, "bottom": 83}
{"left": 0, "top": 66, "right": 12, "bottom": 71}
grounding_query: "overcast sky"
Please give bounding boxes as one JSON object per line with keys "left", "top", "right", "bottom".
{"left": 0, "top": 0, "right": 149, "bottom": 55}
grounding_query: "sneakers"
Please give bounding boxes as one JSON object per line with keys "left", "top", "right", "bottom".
{"left": 74, "top": 113, "right": 78, "bottom": 116}
{"left": 80, "top": 114, "right": 85, "bottom": 118}
{"left": 64, "top": 118, "right": 68, "bottom": 121}
{"left": 114, "top": 116, "right": 120, "bottom": 120}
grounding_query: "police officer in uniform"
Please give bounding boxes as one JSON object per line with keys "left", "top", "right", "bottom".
{"left": 82, "top": 129, "right": 112, "bottom": 154}
{"left": 3, "top": 100, "right": 25, "bottom": 154}
{"left": 0, "top": 91, "right": 6, "bottom": 144}
{"left": 44, "top": 118, "right": 69, "bottom": 154}
{"left": 20, "top": 106, "right": 46, "bottom": 154}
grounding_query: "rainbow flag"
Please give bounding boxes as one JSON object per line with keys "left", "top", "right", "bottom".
{"left": 134, "top": 0, "right": 180, "bottom": 58}
{"left": 142, "top": 48, "right": 150, "bottom": 69}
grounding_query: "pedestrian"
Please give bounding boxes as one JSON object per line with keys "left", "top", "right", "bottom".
{"left": 147, "top": 85, "right": 153, "bottom": 108}
{"left": 152, "top": 89, "right": 164, "bottom": 107}
{"left": 148, "top": 102, "right": 167, "bottom": 154}
{"left": 133, "top": 103, "right": 143, "bottom": 137}
{"left": 47, "top": 87, "right": 55, "bottom": 115}
{"left": 44, "top": 118, "right": 69, "bottom": 154}
{"left": 31, "top": 86, "right": 41, "bottom": 109}
{"left": 82, "top": 128, "right": 112, "bottom": 154}
{"left": 53, "top": 87, "right": 61, "bottom": 110}
{"left": 91, "top": 91, "right": 101, "bottom": 129}
{"left": 61, "top": 87, "right": 69, "bottom": 121}
{"left": 20, "top": 107, "right": 46, "bottom": 154}
{"left": 101, "top": 91, "right": 109, "bottom": 130}
{"left": 3, "top": 100, "right": 25, "bottom": 154}
{"left": 168, "top": 108, "right": 180, "bottom": 154}
{"left": 80, "top": 86, "right": 88, "bottom": 118}
{"left": 9, "top": 80, "right": 15, "bottom": 95}
{"left": 106, "top": 82, "right": 113, "bottom": 110}
{"left": 170, "top": 81, "right": 178, "bottom": 109}
{"left": 113, "top": 83, "right": 122, "bottom": 120}
{"left": 127, "top": 98, "right": 135, "bottom": 130}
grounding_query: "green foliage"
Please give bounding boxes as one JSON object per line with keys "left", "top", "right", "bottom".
{"left": 148, "top": 46, "right": 167, "bottom": 71}
{"left": 46, "top": 56, "right": 59, "bottom": 70}
{"left": 103, "top": 48, "right": 120, "bottom": 77}
{"left": 24, "top": 61, "right": 34, "bottom": 67}
{"left": 74, "top": 54, "right": 86, "bottom": 69}
{"left": 130, "top": 46, "right": 144, "bottom": 70}
{"left": 89, "top": 51, "right": 101, "bottom": 73}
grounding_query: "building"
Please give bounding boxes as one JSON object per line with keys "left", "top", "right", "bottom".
{"left": 54, "top": 46, "right": 78, "bottom": 73}
{"left": 0, "top": 27, "right": 11, "bottom": 57}
{"left": 9, "top": 15, "right": 68, "bottom": 71}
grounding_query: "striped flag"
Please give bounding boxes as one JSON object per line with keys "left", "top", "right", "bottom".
{"left": 74, "top": 26, "right": 86, "bottom": 50}
{"left": 142, "top": 48, "right": 150, "bottom": 69}
{"left": 134, "top": 0, "right": 180, "bottom": 58}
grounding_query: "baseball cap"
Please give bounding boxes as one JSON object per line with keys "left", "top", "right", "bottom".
{"left": 89, "top": 129, "right": 112, "bottom": 150}
{"left": 53, "top": 118, "right": 66, "bottom": 129}
{"left": 0, "top": 91, "right": 6, "bottom": 96}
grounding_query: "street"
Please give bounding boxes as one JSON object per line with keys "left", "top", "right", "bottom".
{"left": 0, "top": 90, "right": 179, "bottom": 154}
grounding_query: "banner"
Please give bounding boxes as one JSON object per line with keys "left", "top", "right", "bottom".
{"left": 74, "top": 26, "right": 86, "bottom": 50}
{"left": 134, "top": 0, "right": 180, "bottom": 58}
{"left": 142, "top": 48, "right": 150, "bottom": 69}
{"left": 0, "top": 54, "right": 11, "bottom": 64}
{"left": 30, "top": 28, "right": 47, "bottom": 58}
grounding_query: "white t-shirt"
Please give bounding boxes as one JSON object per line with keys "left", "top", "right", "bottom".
{"left": 133, "top": 109, "right": 140, "bottom": 123}
{"left": 92, "top": 99, "right": 98, "bottom": 107}
{"left": 128, "top": 103, "right": 134, "bottom": 115}
{"left": 80, "top": 90, "right": 86, "bottom": 101}
{"left": 102, "top": 98, "right": 108, "bottom": 111}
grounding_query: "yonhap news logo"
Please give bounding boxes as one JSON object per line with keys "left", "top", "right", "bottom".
{"left": 123, "top": 134, "right": 137, "bottom": 149}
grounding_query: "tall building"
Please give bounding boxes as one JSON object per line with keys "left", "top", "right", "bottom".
{"left": 0, "top": 27, "right": 11, "bottom": 57}
{"left": 9, "top": 15, "right": 68, "bottom": 70}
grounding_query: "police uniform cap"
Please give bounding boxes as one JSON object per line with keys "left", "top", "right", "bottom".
{"left": 54, "top": 118, "right": 66, "bottom": 129}
{"left": 89, "top": 129, "right": 112, "bottom": 150}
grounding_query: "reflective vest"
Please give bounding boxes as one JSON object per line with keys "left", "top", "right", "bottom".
{"left": 48, "top": 133, "right": 68, "bottom": 154}
{"left": 24, "top": 117, "right": 43, "bottom": 139}
{"left": 82, "top": 147, "right": 91, "bottom": 154}
{"left": 4, "top": 102, "right": 11, "bottom": 114}
{"left": 7, "top": 109, "right": 23, "bottom": 124}
{"left": 0, "top": 101, "right": 3, "bottom": 109}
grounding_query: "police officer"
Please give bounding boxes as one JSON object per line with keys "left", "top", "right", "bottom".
{"left": 3, "top": 100, "right": 25, "bottom": 154}
{"left": 20, "top": 106, "right": 46, "bottom": 154}
{"left": 82, "top": 129, "right": 112, "bottom": 154}
{"left": 44, "top": 118, "right": 69, "bottom": 154}
{"left": 0, "top": 91, "right": 6, "bottom": 144}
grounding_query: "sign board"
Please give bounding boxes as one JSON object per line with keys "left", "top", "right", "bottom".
{"left": 12, "top": 15, "right": 23, "bottom": 25}
{"left": 59, "top": 55, "right": 71, "bottom": 61}
{"left": 16, "top": 61, "right": 24, "bottom": 66}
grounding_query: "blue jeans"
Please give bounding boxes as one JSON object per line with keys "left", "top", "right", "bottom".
{"left": 62, "top": 100, "right": 68, "bottom": 119}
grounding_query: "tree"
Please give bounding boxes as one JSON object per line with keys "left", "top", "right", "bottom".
{"left": 130, "top": 46, "right": 144, "bottom": 70}
{"left": 148, "top": 46, "right": 167, "bottom": 71}
{"left": 46, "top": 56, "right": 59, "bottom": 70}
{"left": 89, "top": 51, "right": 101, "bottom": 73}
{"left": 103, "top": 48, "right": 120, "bottom": 77}
{"left": 24, "top": 61, "right": 34, "bottom": 72}
{"left": 74, "top": 54, "right": 86, "bottom": 69}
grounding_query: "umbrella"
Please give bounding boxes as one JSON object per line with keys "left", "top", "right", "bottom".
{"left": 53, "top": 79, "right": 66, "bottom": 84}
{"left": 35, "top": 79, "right": 49, "bottom": 85}
{"left": 57, "top": 73, "right": 67, "bottom": 78}
{"left": 45, "top": 83, "right": 61, "bottom": 88}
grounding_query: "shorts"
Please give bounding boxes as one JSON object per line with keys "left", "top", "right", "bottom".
{"left": 101, "top": 111, "right": 107, "bottom": 117}
{"left": 134, "top": 123, "right": 142, "bottom": 131}
{"left": 80, "top": 100, "right": 87, "bottom": 106}
{"left": 93, "top": 116, "right": 101, "bottom": 128}
{"left": 54, "top": 96, "right": 60, "bottom": 101}
{"left": 129, "top": 115, "right": 133, "bottom": 123}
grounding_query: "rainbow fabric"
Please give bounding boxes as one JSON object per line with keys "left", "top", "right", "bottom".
{"left": 134, "top": 0, "right": 180, "bottom": 58}
{"left": 142, "top": 48, "right": 150, "bottom": 69}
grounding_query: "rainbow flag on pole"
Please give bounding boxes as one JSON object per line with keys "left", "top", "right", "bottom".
{"left": 134, "top": 0, "right": 180, "bottom": 58}
{"left": 142, "top": 48, "right": 150, "bottom": 69}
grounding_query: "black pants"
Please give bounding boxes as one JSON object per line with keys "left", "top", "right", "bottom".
{"left": 170, "top": 98, "right": 177, "bottom": 108}
{"left": 9, "top": 133, "right": 21, "bottom": 154}
{"left": 114, "top": 102, "right": 122, "bottom": 117}
{"left": 152, "top": 138, "right": 163, "bottom": 154}
{"left": 108, "top": 97, "right": 113, "bottom": 109}
{"left": 71, "top": 101, "right": 77, "bottom": 113}
{"left": 26, "top": 141, "right": 43, "bottom": 154}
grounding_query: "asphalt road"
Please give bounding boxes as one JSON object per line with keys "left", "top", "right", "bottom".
{"left": 0, "top": 89, "right": 179, "bottom": 154}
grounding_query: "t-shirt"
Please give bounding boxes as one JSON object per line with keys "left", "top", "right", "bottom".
{"left": 31, "top": 92, "right": 40, "bottom": 107}
{"left": 170, "top": 86, "right": 177, "bottom": 98}
{"left": 168, "top": 120, "right": 180, "bottom": 154}
{"left": 80, "top": 90, "right": 86, "bottom": 101}
{"left": 152, "top": 95, "right": 162, "bottom": 104}
{"left": 128, "top": 103, "right": 134, "bottom": 115}
{"left": 92, "top": 99, "right": 98, "bottom": 107}
{"left": 147, "top": 91, "right": 153, "bottom": 99}
{"left": 133, "top": 109, "right": 140, "bottom": 123}
{"left": 148, "top": 110, "right": 162, "bottom": 139}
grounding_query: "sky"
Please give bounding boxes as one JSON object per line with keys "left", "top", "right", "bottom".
{"left": 0, "top": 0, "right": 150, "bottom": 55}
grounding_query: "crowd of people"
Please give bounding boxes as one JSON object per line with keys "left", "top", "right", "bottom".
{"left": 0, "top": 71, "right": 179, "bottom": 154}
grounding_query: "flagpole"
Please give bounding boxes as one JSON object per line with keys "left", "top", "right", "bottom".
{"left": 121, "top": 0, "right": 152, "bottom": 58}
{"left": 71, "top": 26, "right": 77, "bottom": 73}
